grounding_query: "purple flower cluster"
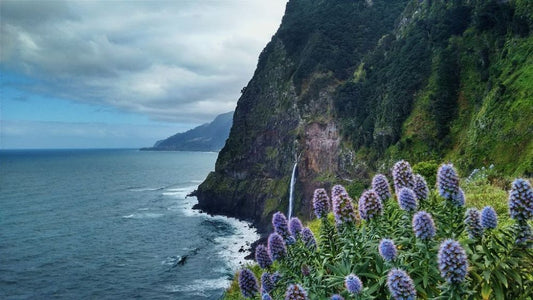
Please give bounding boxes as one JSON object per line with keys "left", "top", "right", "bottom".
{"left": 289, "top": 217, "right": 303, "bottom": 239}
{"left": 465, "top": 208, "right": 483, "bottom": 239}
{"left": 332, "top": 188, "right": 357, "bottom": 226}
{"left": 413, "top": 174, "right": 429, "bottom": 201}
{"left": 330, "top": 295, "right": 344, "bottom": 300}
{"left": 397, "top": 187, "right": 418, "bottom": 212}
{"left": 331, "top": 184, "right": 348, "bottom": 199}
{"left": 239, "top": 268, "right": 259, "bottom": 298}
{"left": 255, "top": 244, "right": 272, "bottom": 269}
{"left": 412, "top": 211, "right": 436, "bottom": 240}
{"left": 285, "top": 284, "right": 308, "bottom": 300}
{"left": 386, "top": 269, "right": 416, "bottom": 300}
{"left": 268, "top": 233, "right": 287, "bottom": 261}
{"left": 437, "top": 164, "right": 460, "bottom": 202}
{"left": 379, "top": 239, "right": 397, "bottom": 261}
{"left": 345, "top": 274, "right": 363, "bottom": 294}
{"left": 481, "top": 206, "right": 498, "bottom": 229}
{"left": 372, "top": 174, "right": 391, "bottom": 201}
{"left": 452, "top": 188, "right": 466, "bottom": 206}
{"left": 261, "top": 272, "right": 275, "bottom": 294}
{"left": 313, "top": 188, "right": 331, "bottom": 218}
{"left": 262, "top": 293, "right": 272, "bottom": 300}
{"left": 301, "top": 227, "right": 317, "bottom": 250}
{"left": 272, "top": 212, "right": 291, "bottom": 240}
{"left": 438, "top": 239, "right": 468, "bottom": 284}
{"left": 358, "top": 190, "right": 383, "bottom": 221}
{"left": 271, "top": 272, "right": 282, "bottom": 284}
{"left": 509, "top": 178, "right": 533, "bottom": 222}
{"left": 392, "top": 160, "right": 415, "bottom": 193}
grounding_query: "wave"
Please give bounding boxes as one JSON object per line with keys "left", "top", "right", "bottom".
{"left": 166, "top": 277, "right": 231, "bottom": 295}
{"left": 122, "top": 212, "right": 164, "bottom": 219}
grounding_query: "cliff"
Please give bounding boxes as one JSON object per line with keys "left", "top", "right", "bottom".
{"left": 196, "top": 0, "right": 532, "bottom": 233}
{"left": 142, "top": 111, "right": 233, "bottom": 152}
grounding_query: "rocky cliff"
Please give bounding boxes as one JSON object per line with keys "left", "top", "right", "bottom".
{"left": 196, "top": 0, "right": 532, "bottom": 232}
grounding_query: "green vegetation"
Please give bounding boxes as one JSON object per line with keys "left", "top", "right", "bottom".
{"left": 224, "top": 162, "right": 532, "bottom": 299}
{"left": 333, "top": 0, "right": 532, "bottom": 176}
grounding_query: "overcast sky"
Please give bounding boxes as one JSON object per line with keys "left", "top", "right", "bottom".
{"left": 0, "top": 0, "right": 287, "bottom": 148}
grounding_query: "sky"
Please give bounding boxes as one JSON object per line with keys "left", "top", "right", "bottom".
{"left": 0, "top": 0, "right": 287, "bottom": 149}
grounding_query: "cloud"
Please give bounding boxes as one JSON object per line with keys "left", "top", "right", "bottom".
{"left": 0, "top": 0, "right": 287, "bottom": 123}
{"left": 1, "top": 120, "right": 187, "bottom": 149}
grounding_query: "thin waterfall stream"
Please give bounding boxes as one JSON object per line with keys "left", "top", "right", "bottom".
{"left": 288, "top": 161, "right": 297, "bottom": 219}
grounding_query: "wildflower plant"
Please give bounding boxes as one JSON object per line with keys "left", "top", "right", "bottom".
{"left": 413, "top": 174, "right": 429, "bottom": 201}
{"left": 480, "top": 206, "right": 498, "bottom": 229}
{"left": 392, "top": 160, "right": 415, "bottom": 193}
{"left": 372, "top": 174, "right": 391, "bottom": 201}
{"left": 238, "top": 268, "right": 259, "bottom": 298}
{"left": 358, "top": 189, "right": 383, "bottom": 221}
{"left": 289, "top": 217, "right": 304, "bottom": 239}
{"left": 255, "top": 244, "right": 273, "bottom": 269}
{"left": 230, "top": 160, "right": 533, "bottom": 300}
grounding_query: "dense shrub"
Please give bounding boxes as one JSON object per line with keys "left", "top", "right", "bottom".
{"left": 235, "top": 160, "right": 532, "bottom": 299}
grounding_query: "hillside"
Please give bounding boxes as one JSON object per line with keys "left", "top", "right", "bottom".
{"left": 142, "top": 111, "right": 233, "bottom": 152}
{"left": 196, "top": 0, "right": 532, "bottom": 232}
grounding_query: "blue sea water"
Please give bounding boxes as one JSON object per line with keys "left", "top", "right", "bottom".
{"left": 0, "top": 149, "right": 258, "bottom": 299}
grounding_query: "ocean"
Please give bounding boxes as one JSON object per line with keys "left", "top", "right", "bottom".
{"left": 0, "top": 149, "right": 258, "bottom": 299}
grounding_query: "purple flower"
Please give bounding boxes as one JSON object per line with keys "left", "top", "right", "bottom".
{"left": 345, "top": 273, "right": 363, "bottom": 294}
{"left": 301, "top": 227, "right": 317, "bottom": 250}
{"left": 262, "top": 293, "right": 272, "bottom": 300}
{"left": 413, "top": 174, "right": 429, "bottom": 201}
{"left": 412, "top": 211, "right": 436, "bottom": 240}
{"left": 255, "top": 244, "right": 272, "bottom": 269}
{"left": 268, "top": 233, "right": 287, "bottom": 261}
{"left": 372, "top": 174, "right": 392, "bottom": 201}
{"left": 397, "top": 188, "right": 418, "bottom": 212}
{"left": 386, "top": 269, "right": 416, "bottom": 300}
{"left": 331, "top": 295, "right": 344, "bottom": 300}
{"left": 331, "top": 184, "right": 348, "bottom": 199}
{"left": 239, "top": 268, "right": 259, "bottom": 298}
{"left": 438, "top": 239, "right": 468, "bottom": 284}
{"left": 379, "top": 239, "right": 397, "bottom": 261}
{"left": 261, "top": 272, "right": 275, "bottom": 294}
{"left": 313, "top": 188, "right": 331, "bottom": 218}
{"left": 481, "top": 206, "right": 498, "bottom": 229}
{"left": 509, "top": 178, "right": 533, "bottom": 222}
{"left": 465, "top": 208, "right": 483, "bottom": 239}
{"left": 332, "top": 189, "right": 358, "bottom": 226}
{"left": 289, "top": 217, "right": 303, "bottom": 239}
{"left": 392, "top": 160, "right": 415, "bottom": 193}
{"left": 358, "top": 190, "right": 383, "bottom": 221}
{"left": 272, "top": 212, "right": 291, "bottom": 240}
{"left": 285, "top": 284, "right": 308, "bottom": 300}
{"left": 516, "top": 223, "right": 532, "bottom": 245}
{"left": 271, "top": 272, "right": 282, "bottom": 283}
{"left": 437, "top": 164, "right": 460, "bottom": 201}
{"left": 452, "top": 188, "right": 465, "bottom": 206}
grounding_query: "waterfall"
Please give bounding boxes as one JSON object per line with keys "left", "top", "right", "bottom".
{"left": 288, "top": 161, "right": 297, "bottom": 219}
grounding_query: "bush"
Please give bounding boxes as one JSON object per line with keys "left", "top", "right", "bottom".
{"left": 231, "top": 160, "right": 532, "bottom": 300}
{"left": 413, "top": 160, "right": 439, "bottom": 188}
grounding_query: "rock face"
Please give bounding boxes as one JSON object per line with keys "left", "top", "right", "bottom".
{"left": 142, "top": 111, "right": 233, "bottom": 152}
{"left": 197, "top": 0, "right": 533, "bottom": 232}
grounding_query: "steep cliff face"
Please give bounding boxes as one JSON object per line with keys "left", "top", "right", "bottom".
{"left": 196, "top": 0, "right": 532, "bottom": 232}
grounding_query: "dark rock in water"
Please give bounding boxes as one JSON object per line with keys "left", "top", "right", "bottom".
{"left": 187, "top": 190, "right": 198, "bottom": 198}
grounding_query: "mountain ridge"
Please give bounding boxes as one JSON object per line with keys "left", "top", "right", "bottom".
{"left": 141, "top": 111, "right": 233, "bottom": 152}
